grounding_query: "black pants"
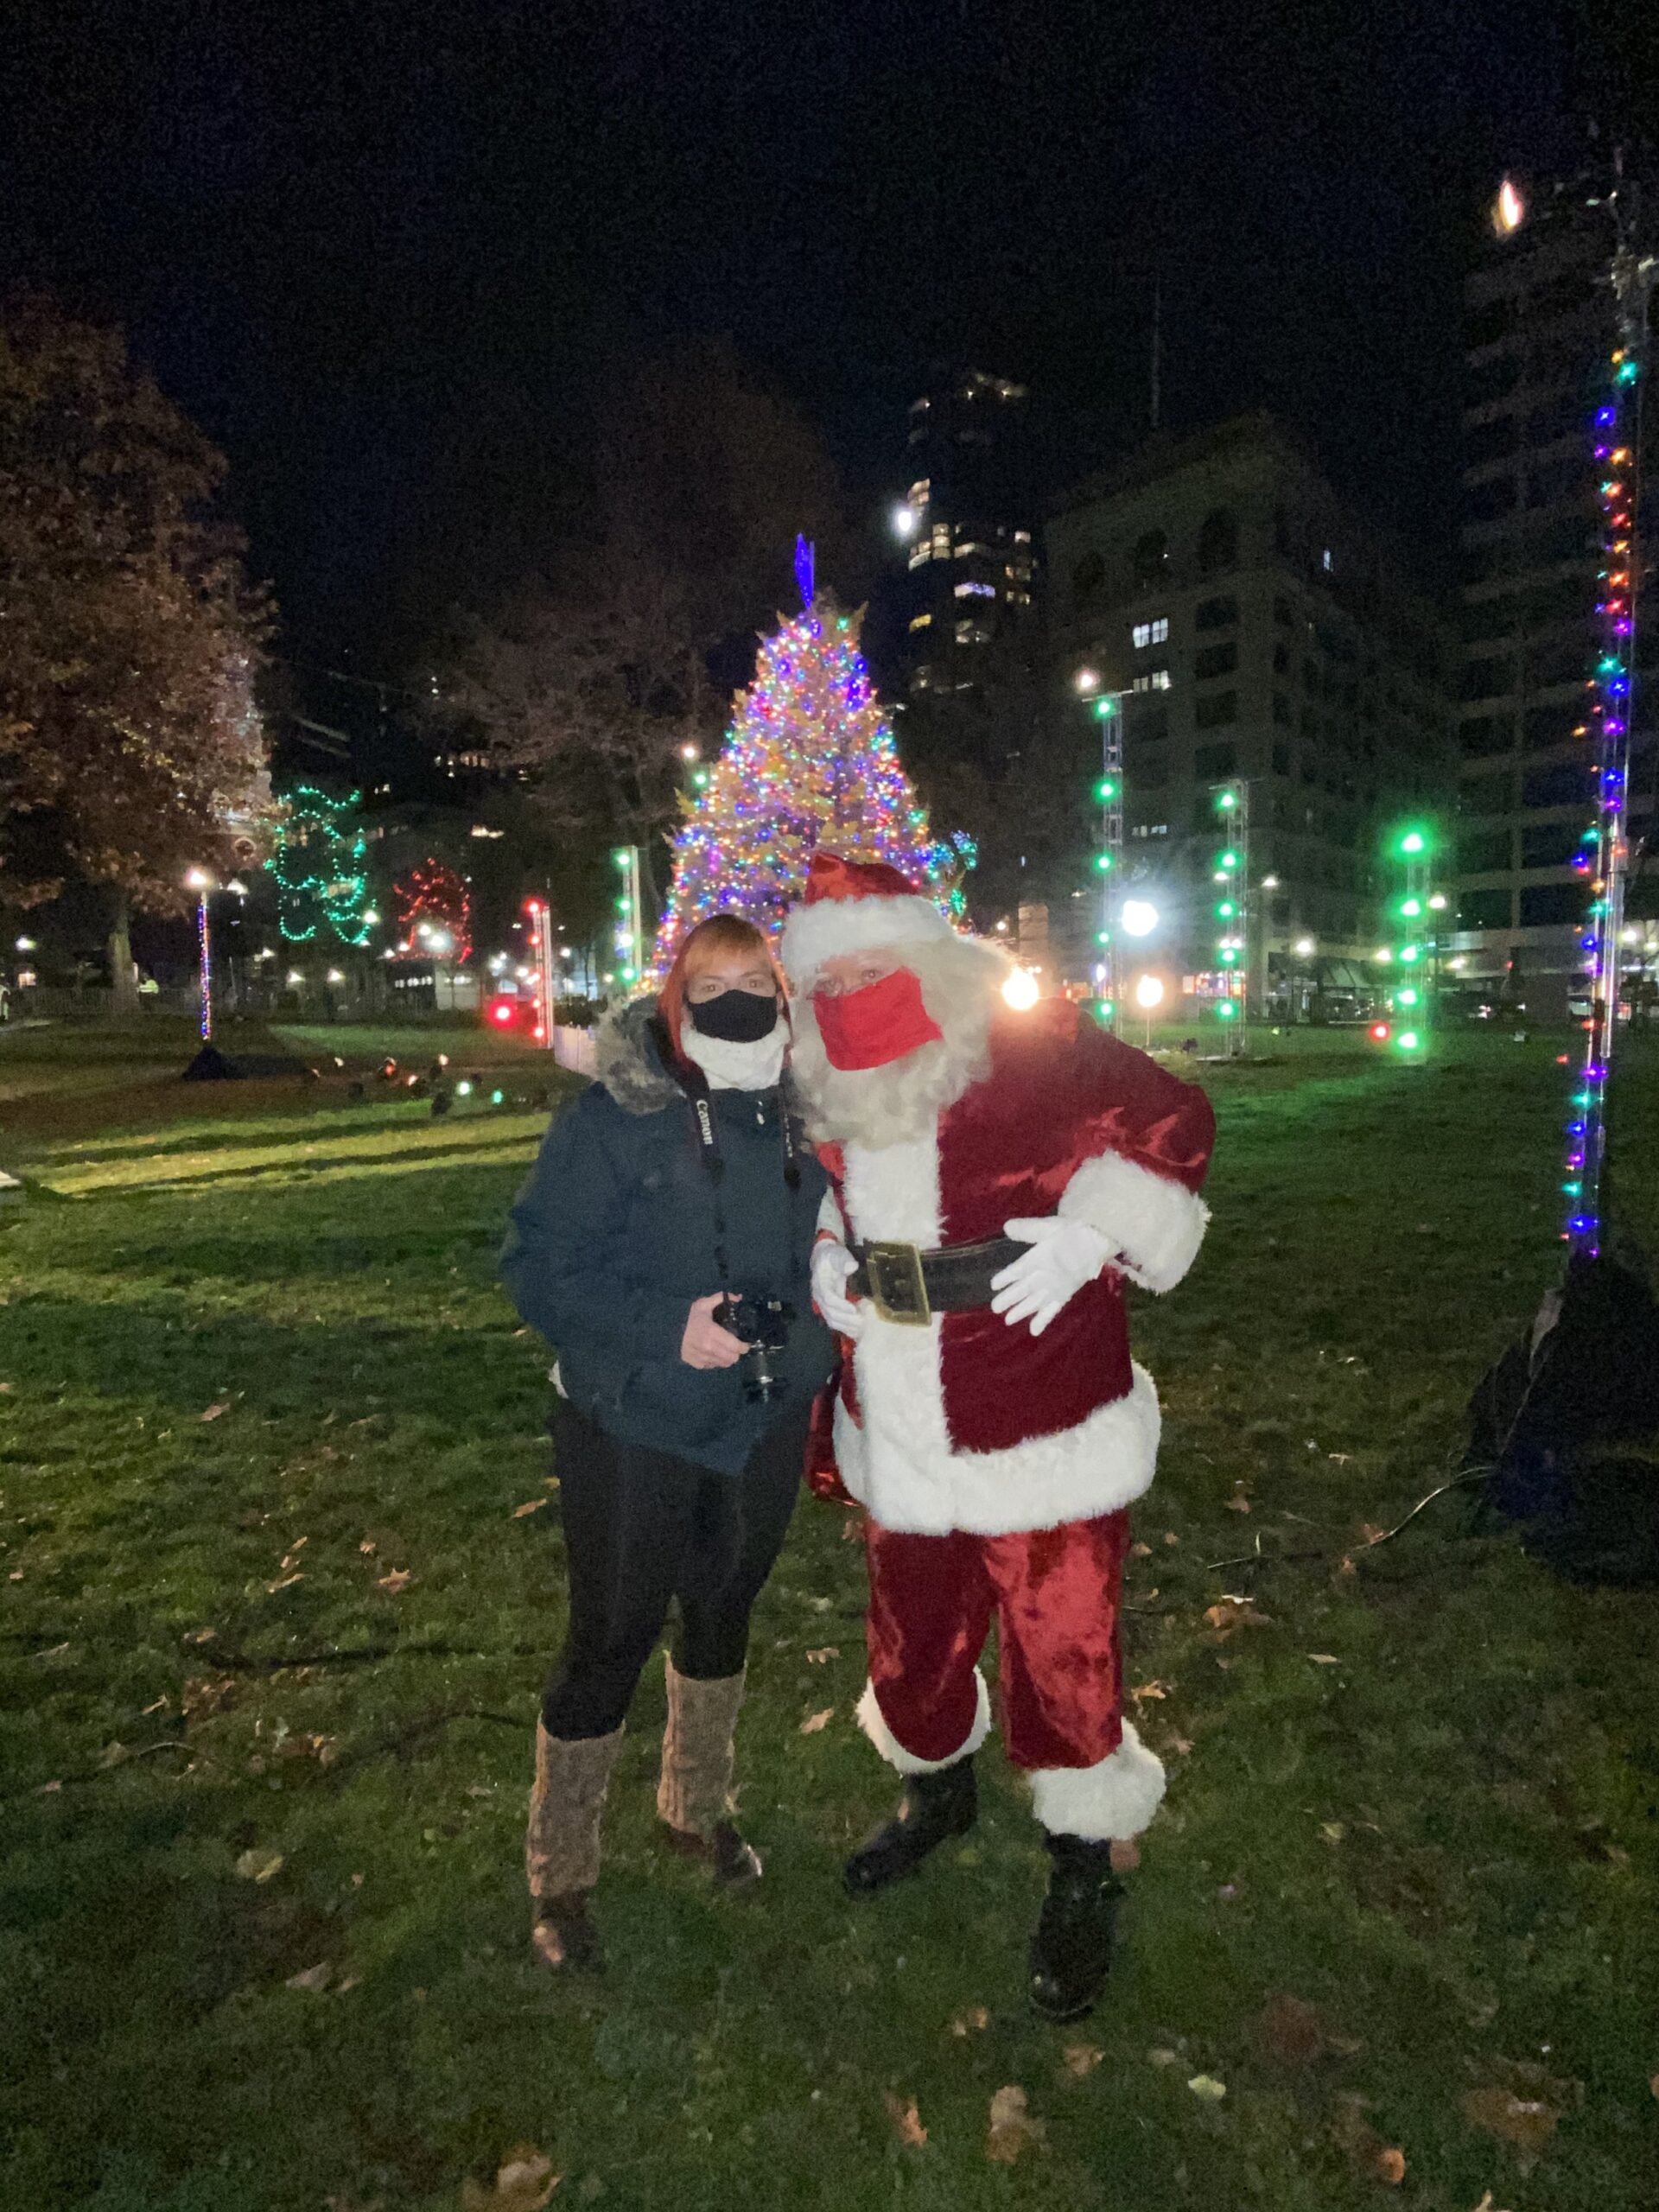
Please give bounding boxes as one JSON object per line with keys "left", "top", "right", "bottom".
{"left": 541, "top": 1398, "right": 809, "bottom": 1740}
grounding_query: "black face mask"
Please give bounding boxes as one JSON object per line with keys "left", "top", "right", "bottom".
{"left": 687, "top": 988, "right": 780, "bottom": 1045}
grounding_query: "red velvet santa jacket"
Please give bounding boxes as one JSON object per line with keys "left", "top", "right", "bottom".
{"left": 817, "top": 1002, "right": 1214, "bottom": 1537}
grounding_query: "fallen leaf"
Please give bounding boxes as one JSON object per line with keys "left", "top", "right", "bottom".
{"left": 460, "top": 2145, "right": 561, "bottom": 2212}
{"left": 182, "top": 1675, "right": 239, "bottom": 1718}
{"left": 1204, "top": 1599, "right": 1273, "bottom": 1637}
{"left": 1256, "top": 1993, "right": 1330, "bottom": 2069}
{"left": 200, "top": 1402, "right": 231, "bottom": 1422}
{"left": 1358, "top": 1522, "right": 1389, "bottom": 1546}
{"left": 1224, "top": 1492, "right": 1253, "bottom": 1513}
{"left": 1337, "top": 1555, "right": 1357, "bottom": 1578}
{"left": 99, "top": 1741, "right": 128, "bottom": 1768}
{"left": 1331, "top": 2092, "right": 1407, "bottom": 2184}
{"left": 1148, "top": 2048, "right": 1181, "bottom": 2068}
{"left": 799, "top": 1707, "right": 833, "bottom": 1733}
{"left": 1109, "top": 1837, "right": 1141, "bottom": 1873}
{"left": 142, "top": 1695, "right": 171, "bottom": 1715}
{"left": 882, "top": 2091, "right": 928, "bottom": 2146}
{"left": 234, "top": 1848, "right": 284, "bottom": 1884}
{"left": 985, "top": 2086, "right": 1046, "bottom": 2163}
{"left": 1186, "top": 2074, "right": 1227, "bottom": 2101}
{"left": 1130, "top": 1541, "right": 1153, "bottom": 1558}
{"left": 1167, "top": 1735, "right": 1194, "bottom": 1756}
{"left": 1129, "top": 1680, "right": 1169, "bottom": 1704}
{"left": 377, "top": 1568, "right": 414, "bottom": 1593}
{"left": 359, "top": 1538, "right": 377, "bottom": 1554}
{"left": 949, "top": 2005, "right": 990, "bottom": 2037}
{"left": 1307, "top": 1653, "right": 1340, "bottom": 1665}
{"left": 1319, "top": 1821, "right": 1346, "bottom": 1845}
{"left": 1060, "top": 2043, "right": 1103, "bottom": 2078}
{"left": 1163, "top": 1530, "right": 1181, "bottom": 1545}
{"left": 511, "top": 1498, "right": 548, "bottom": 1517}
{"left": 804, "top": 1646, "right": 839, "bottom": 1664}
{"left": 1459, "top": 2083, "right": 1562, "bottom": 2155}
{"left": 1471, "top": 2196, "right": 1515, "bottom": 2212}
{"left": 266, "top": 1572, "right": 304, "bottom": 1593}
{"left": 286, "top": 1961, "right": 333, "bottom": 1992}
{"left": 183, "top": 1626, "right": 217, "bottom": 1644}
{"left": 37, "top": 1779, "right": 63, "bottom": 1794}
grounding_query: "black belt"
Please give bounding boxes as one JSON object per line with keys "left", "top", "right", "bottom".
{"left": 848, "top": 1236, "right": 1027, "bottom": 1325}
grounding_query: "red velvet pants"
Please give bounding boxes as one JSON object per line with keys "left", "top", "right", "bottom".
{"left": 863, "top": 1510, "right": 1132, "bottom": 1770}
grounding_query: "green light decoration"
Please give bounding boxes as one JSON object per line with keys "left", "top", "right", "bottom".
{"left": 1218, "top": 849, "right": 1239, "bottom": 871}
{"left": 1399, "top": 829, "right": 1427, "bottom": 855}
{"left": 1216, "top": 899, "right": 1236, "bottom": 918}
{"left": 1094, "top": 851, "right": 1115, "bottom": 873}
{"left": 1216, "top": 1001, "right": 1237, "bottom": 1021}
{"left": 1095, "top": 776, "right": 1119, "bottom": 802}
{"left": 1093, "top": 696, "right": 1118, "bottom": 720}
{"left": 1400, "top": 945, "right": 1421, "bottom": 965}
{"left": 1401, "top": 897, "right": 1422, "bottom": 918}
{"left": 269, "top": 787, "right": 374, "bottom": 946}
{"left": 1217, "top": 791, "right": 1238, "bottom": 812}
{"left": 1398, "top": 1031, "right": 1421, "bottom": 1052}
{"left": 1091, "top": 998, "right": 1116, "bottom": 1025}
{"left": 1397, "top": 986, "right": 1420, "bottom": 1008}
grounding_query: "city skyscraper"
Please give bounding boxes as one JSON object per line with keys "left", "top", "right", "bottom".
{"left": 1452, "top": 182, "right": 1657, "bottom": 1016}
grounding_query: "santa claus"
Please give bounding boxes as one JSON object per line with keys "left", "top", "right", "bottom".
{"left": 782, "top": 850, "right": 1215, "bottom": 2022}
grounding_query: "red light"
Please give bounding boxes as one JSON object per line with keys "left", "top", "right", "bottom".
{"left": 531, "top": 1024, "right": 545, "bottom": 1041}
{"left": 488, "top": 997, "right": 518, "bottom": 1028}
{"left": 1370, "top": 1022, "right": 1391, "bottom": 1042}
{"left": 525, "top": 899, "right": 542, "bottom": 915}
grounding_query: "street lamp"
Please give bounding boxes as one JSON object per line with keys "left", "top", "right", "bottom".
{"left": 1121, "top": 899, "right": 1160, "bottom": 938}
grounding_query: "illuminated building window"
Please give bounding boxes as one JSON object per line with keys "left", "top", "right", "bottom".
{"left": 908, "top": 613, "right": 932, "bottom": 631}
{"left": 1014, "top": 529, "right": 1033, "bottom": 544}
{"left": 955, "top": 540, "right": 984, "bottom": 556}
{"left": 1007, "top": 589, "right": 1031, "bottom": 606}
{"left": 955, "top": 620, "right": 992, "bottom": 645}
{"left": 1132, "top": 667, "right": 1172, "bottom": 692}
{"left": 908, "top": 545, "right": 931, "bottom": 569}
{"left": 955, "top": 580, "right": 995, "bottom": 599}
{"left": 909, "top": 478, "right": 931, "bottom": 503}
{"left": 1132, "top": 618, "right": 1170, "bottom": 649}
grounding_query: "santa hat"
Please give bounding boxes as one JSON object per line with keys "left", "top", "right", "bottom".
{"left": 781, "top": 850, "right": 954, "bottom": 981}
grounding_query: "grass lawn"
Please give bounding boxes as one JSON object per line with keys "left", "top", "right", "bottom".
{"left": 2, "top": 1017, "right": 1656, "bottom": 2211}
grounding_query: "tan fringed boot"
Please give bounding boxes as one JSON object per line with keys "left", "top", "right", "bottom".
{"left": 525, "top": 1720, "right": 623, "bottom": 1968}
{"left": 658, "top": 1659, "right": 763, "bottom": 1885}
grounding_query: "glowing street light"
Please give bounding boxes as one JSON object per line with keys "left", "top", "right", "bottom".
{"left": 1120, "top": 899, "right": 1160, "bottom": 938}
{"left": 1074, "top": 666, "right": 1101, "bottom": 696}
{"left": 1294, "top": 936, "right": 1316, "bottom": 958}
{"left": 1492, "top": 177, "right": 1526, "bottom": 238}
{"left": 1134, "top": 974, "right": 1165, "bottom": 1010}
{"left": 892, "top": 503, "right": 918, "bottom": 539}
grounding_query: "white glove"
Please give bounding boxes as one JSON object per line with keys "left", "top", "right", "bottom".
{"left": 990, "top": 1217, "right": 1116, "bottom": 1337}
{"left": 811, "top": 1238, "right": 866, "bottom": 1339}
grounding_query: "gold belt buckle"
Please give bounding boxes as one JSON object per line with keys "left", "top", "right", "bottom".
{"left": 864, "top": 1241, "right": 931, "bottom": 1326}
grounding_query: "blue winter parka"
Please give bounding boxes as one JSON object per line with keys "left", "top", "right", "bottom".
{"left": 499, "top": 999, "right": 836, "bottom": 1476}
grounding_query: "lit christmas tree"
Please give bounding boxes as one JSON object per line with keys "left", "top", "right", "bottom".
{"left": 269, "top": 787, "right": 373, "bottom": 945}
{"left": 649, "top": 547, "right": 969, "bottom": 974}
{"left": 393, "top": 858, "right": 474, "bottom": 963}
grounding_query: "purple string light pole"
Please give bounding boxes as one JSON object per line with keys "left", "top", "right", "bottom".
{"left": 1563, "top": 183, "right": 1655, "bottom": 1257}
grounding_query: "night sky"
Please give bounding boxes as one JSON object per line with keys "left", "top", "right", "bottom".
{"left": 4, "top": 1, "right": 1650, "bottom": 678}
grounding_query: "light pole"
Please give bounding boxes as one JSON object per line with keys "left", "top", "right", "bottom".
{"left": 611, "top": 846, "right": 645, "bottom": 991}
{"left": 184, "top": 869, "right": 248, "bottom": 1042}
{"left": 1211, "top": 784, "right": 1250, "bottom": 1056}
{"left": 1077, "top": 670, "right": 1128, "bottom": 1027}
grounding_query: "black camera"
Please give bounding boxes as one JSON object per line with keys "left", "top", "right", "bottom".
{"left": 716, "top": 1294, "right": 795, "bottom": 1403}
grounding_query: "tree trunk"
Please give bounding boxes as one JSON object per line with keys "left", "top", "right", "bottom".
{"left": 108, "top": 890, "right": 139, "bottom": 1017}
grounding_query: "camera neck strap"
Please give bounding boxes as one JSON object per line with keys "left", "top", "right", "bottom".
{"left": 650, "top": 1014, "right": 800, "bottom": 1291}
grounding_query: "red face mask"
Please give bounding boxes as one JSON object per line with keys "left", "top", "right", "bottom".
{"left": 813, "top": 967, "right": 944, "bottom": 1071}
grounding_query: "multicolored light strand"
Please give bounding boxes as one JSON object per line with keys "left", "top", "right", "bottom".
{"left": 393, "top": 860, "right": 474, "bottom": 964}
{"left": 196, "top": 890, "right": 213, "bottom": 1042}
{"left": 269, "top": 786, "right": 374, "bottom": 946}
{"left": 648, "top": 590, "right": 968, "bottom": 976}
{"left": 1563, "top": 225, "right": 1654, "bottom": 1255}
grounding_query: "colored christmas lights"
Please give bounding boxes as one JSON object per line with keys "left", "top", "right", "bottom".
{"left": 393, "top": 860, "right": 473, "bottom": 964}
{"left": 1211, "top": 786, "right": 1249, "bottom": 1052}
{"left": 648, "top": 588, "right": 966, "bottom": 973}
{"left": 269, "top": 787, "right": 374, "bottom": 946}
{"left": 1560, "top": 224, "right": 1655, "bottom": 1254}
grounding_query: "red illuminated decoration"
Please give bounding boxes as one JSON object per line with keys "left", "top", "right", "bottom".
{"left": 487, "top": 996, "right": 518, "bottom": 1029}
{"left": 1370, "top": 1022, "right": 1391, "bottom": 1043}
{"left": 392, "top": 860, "right": 473, "bottom": 963}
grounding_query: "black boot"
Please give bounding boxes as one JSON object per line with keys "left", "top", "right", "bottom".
{"left": 1027, "top": 1834, "right": 1125, "bottom": 2023}
{"left": 842, "top": 1759, "right": 977, "bottom": 1897}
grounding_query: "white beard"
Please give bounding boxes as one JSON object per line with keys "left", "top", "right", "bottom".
{"left": 789, "top": 936, "right": 1008, "bottom": 1148}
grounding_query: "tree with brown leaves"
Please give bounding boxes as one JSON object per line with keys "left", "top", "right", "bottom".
{"left": 0, "top": 300, "right": 270, "bottom": 1009}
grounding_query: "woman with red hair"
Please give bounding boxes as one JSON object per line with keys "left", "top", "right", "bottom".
{"left": 501, "top": 914, "right": 834, "bottom": 1971}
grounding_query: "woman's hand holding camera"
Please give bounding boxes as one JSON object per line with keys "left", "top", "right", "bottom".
{"left": 681, "top": 1292, "right": 749, "bottom": 1370}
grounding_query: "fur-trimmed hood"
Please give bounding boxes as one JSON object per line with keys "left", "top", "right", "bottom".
{"left": 591, "top": 996, "right": 683, "bottom": 1116}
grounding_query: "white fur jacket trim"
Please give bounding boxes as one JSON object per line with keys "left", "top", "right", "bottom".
{"left": 833, "top": 1357, "right": 1161, "bottom": 1537}
{"left": 1058, "top": 1146, "right": 1211, "bottom": 1295}
{"left": 1027, "top": 1723, "right": 1167, "bottom": 1840}
{"left": 855, "top": 1670, "right": 992, "bottom": 1773}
